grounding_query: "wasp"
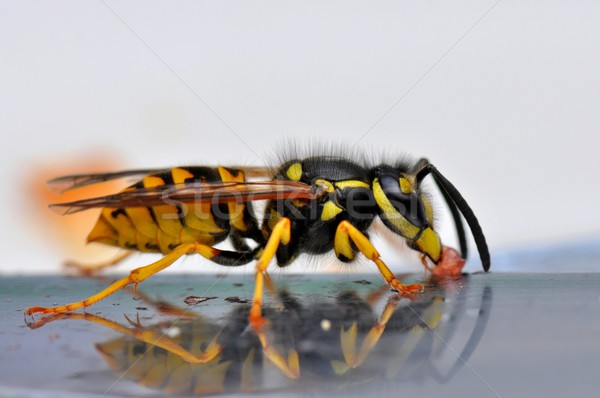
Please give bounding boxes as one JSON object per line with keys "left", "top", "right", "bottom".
{"left": 25, "top": 150, "right": 490, "bottom": 340}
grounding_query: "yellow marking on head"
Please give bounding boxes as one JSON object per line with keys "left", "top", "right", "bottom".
{"left": 286, "top": 163, "right": 303, "bottom": 181}
{"left": 334, "top": 180, "right": 370, "bottom": 189}
{"left": 171, "top": 167, "right": 195, "bottom": 184}
{"left": 143, "top": 175, "right": 165, "bottom": 188}
{"left": 372, "top": 178, "right": 420, "bottom": 239}
{"left": 399, "top": 177, "right": 413, "bottom": 194}
{"left": 321, "top": 201, "right": 343, "bottom": 221}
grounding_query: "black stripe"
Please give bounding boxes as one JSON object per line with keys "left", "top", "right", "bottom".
{"left": 184, "top": 166, "right": 223, "bottom": 183}
{"left": 110, "top": 208, "right": 127, "bottom": 219}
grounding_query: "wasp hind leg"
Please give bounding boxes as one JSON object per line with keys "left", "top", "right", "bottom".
{"left": 30, "top": 312, "right": 224, "bottom": 364}
{"left": 334, "top": 220, "right": 424, "bottom": 295}
{"left": 63, "top": 251, "right": 133, "bottom": 275}
{"left": 25, "top": 243, "right": 255, "bottom": 318}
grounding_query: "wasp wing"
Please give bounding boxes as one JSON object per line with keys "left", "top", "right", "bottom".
{"left": 50, "top": 180, "right": 323, "bottom": 215}
{"left": 47, "top": 169, "right": 170, "bottom": 194}
{"left": 47, "top": 166, "right": 277, "bottom": 194}
{"left": 229, "top": 166, "right": 277, "bottom": 178}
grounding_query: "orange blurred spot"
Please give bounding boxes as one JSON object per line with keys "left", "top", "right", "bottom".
{"left": 25, "top": 153, "right": 127, "bottom": 265}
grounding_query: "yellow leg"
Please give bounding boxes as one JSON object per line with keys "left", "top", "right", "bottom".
{"left": 25, "top": 242, "right": 219, "bottom": 317}
{"left": 335, "top": 220, "right": 424, "bottom": 295}
{"left": 28, "top": 312, "right": 222, "bottom": 364}
{"left": 340, "top": 299, "right": 399, "bottom": 369}
{"left": 64, "top": 251, "right": 133, "bottom": 275}
{"left": 248, "top": 217, "right": 291, "bottom": 330}
{"left": 247, "top": 217, "right": 300, "bottom": 379}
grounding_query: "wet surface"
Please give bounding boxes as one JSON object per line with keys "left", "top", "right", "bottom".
{"left": 2, "top": 273, "right": 600, "bottom": 397}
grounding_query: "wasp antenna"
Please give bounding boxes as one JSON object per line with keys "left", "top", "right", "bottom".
{"left": 416, "top": 163, "right": 490, "bottom": 272}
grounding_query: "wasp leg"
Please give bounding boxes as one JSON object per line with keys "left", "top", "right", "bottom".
{"left": 30, "top": 312, "right": 223, "bottom": 364}
{"left": 247, "top": 217, "right": 300, "bottom": 379}
{"left": 337, "top": 299, "right": 399, "bottom": 371}
{"left": 25, "top": 243, "right": 253, "bottom": 317}
{"left": 64, "top": 251, "right": 133, "bottom": 275}
{"left": 334, "top": 220, "right": 424, "bottom": 295}
{"left": 385, "top": 296, "right": 445, "bottom": 379}
{"left": 248, "top": 217, "right": 291, "bottom": 329}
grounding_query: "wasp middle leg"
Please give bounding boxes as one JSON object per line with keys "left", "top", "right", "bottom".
{"left": 247, "top": 217, "right": 300, "bottom": 379}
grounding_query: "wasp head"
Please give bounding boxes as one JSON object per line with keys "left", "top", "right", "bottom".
{"left": 371, "top": 167, "right": 442, "bottom": 263}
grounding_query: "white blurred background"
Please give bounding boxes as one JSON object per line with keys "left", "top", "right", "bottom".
{"left": 2, "top": 1, "right": 599, "bottom": 275}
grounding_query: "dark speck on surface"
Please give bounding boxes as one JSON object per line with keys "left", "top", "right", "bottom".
{"left": 134, "top": 307, "right": 147, "bottom": 311}
{"left": 184, "top": 296, "right": 218, "bottom": 305}
{"left": 225, "top": 296, "right": 249, "bottom": 303}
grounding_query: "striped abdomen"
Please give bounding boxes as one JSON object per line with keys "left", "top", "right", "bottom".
{"left": 87, "top": 166, "right": 252, "bottom": 254}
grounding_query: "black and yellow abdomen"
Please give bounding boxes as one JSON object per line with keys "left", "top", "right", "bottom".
{"left": 87, "top": 166, "right": 255, "bottom": 254}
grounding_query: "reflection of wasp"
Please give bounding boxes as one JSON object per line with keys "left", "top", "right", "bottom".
{"left": 26, "top": 151, "right": 490, "bottom": 356}
{"left": 29, "top": 279, "right": 491, "bottom": 394}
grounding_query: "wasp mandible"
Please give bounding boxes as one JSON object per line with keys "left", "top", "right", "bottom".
{"left": 26, "top": 151, "right": 490, "bottom": 337}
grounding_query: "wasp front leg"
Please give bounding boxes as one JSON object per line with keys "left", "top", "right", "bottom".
{"left": 334, "top": 220, "right": 424, "bottom": 295}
